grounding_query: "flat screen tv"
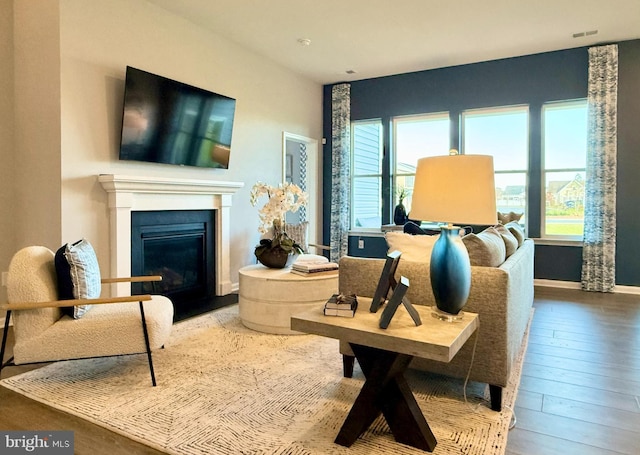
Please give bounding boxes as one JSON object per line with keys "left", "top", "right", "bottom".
{"left": 119, "top": 66, "right": 236, "bottom": 169}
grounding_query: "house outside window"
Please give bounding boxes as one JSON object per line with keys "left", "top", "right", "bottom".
{"left": 392, "top": 113, "right": 450, "bottom": 214}
{"left": 351, "top": 120, "right": 383, "bottom": 229}
{"left": 461, "top": 105, "right": 529, "bottom": 227}
{"left": 542, "top": 100, "right": 587, "bottom": 239}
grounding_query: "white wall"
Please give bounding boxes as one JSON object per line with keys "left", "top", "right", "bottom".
{"left": 55, "top": 0, "right": 322, "bottom": 287}
{"left": 0, "top": 0, "right": 15, "bottom": 304}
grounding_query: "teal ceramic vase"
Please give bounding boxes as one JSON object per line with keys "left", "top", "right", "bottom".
{"left": 429, "top": 227, "right": 471, "bottom": 314}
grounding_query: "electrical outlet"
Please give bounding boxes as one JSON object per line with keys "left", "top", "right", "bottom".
{"left": 358, "top": 239, "right": 365, "bottom": 249}
{"left": 1, "top": 271, "right": 8, "bottom": 287}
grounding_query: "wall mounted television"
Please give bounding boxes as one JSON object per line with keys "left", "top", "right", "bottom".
{"left": 119, "top": 66, "right": 236, "bottom": 169}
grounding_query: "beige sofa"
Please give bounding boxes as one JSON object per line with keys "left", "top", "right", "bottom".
{"left": 338, "top": 235, "right": 534, "bottom": 411}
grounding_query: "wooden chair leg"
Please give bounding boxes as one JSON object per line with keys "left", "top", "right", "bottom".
{"left": 343, "top": 354, "right": 355, "bottom": 378}
{"left": 489, "top": 384, "right": 503, "bottom": 411}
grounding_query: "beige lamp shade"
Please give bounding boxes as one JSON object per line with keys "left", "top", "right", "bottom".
{"left": 411, "top": 154, "right": 497, "bottom": 226}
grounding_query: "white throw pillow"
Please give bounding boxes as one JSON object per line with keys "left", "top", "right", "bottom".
{"left": 384, "top": 232, "right": 439, "bottom": 263}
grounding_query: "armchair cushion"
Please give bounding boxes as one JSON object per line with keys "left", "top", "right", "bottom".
{"left": 55, "top": 239, "right": 100, "bottom": 318}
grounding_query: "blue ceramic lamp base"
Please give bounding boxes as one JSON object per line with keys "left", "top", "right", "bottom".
{"left": 429, "top": 227, "right": 471, "bottom": 318}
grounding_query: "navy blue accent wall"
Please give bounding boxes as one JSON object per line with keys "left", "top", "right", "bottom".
{"left": 347, "top": 235, "right": 388, "bottom": 258}
{"left": 323, "top": 40, "right": 640, "bottom": 285}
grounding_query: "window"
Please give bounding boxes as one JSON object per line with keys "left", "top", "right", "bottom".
{"left": 347, "top": 101, "right": 586, "bottom": 238}
{"left": 461, "top": 106, "right": 529, "bottom": 225}
{"left": 351, "top": 120, "right": 383, "bottom": 228}
{"left": 392, "top": 113, "right": 450, "bottom": 213}
{"left": 542, "top": 100, "right": 587, "bottom": 239}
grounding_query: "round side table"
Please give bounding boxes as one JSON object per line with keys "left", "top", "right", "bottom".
{"left": 238, "top": 264, "right": 338, "bottom": 335}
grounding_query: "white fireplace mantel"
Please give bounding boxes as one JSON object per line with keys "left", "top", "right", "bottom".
{"left": 98, "top": 174, "right": 244, "bottom": 296}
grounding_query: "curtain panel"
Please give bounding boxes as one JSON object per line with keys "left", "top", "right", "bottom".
{"left": 581, "top": 44, "right": 618, "bottom": 292}
{"left": 330, "top": 84, "right": 351, "bottom": 262}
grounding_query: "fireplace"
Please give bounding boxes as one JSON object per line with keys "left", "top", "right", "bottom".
{"left": 98, "top": 174, "right": 243, "bottom": 315}
{"left": 131, "top": 210, "right": 216, "bottom": 321}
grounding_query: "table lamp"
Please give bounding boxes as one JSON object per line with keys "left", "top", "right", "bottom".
{"left": 410, "top": 151, "right": 497, "bottom": 320}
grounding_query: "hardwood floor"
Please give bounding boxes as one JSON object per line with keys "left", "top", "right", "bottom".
{"left": 1, "top": 287, "right": 638, "bottom": 454}
{"left": 506, "top": 287, "right": 640, "bottom": 455}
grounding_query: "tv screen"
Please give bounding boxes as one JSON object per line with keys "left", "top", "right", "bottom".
{"left": 119, "top": 66, "right": 236, "bottom": 169}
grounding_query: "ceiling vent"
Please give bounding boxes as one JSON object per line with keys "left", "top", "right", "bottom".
{"left": 573, "top": 30, "right": 598, "bottom": 38}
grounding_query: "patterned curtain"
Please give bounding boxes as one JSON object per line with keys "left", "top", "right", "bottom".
{"left": 581, "top": 44, "right": 618, "bottom": 292}
{"left": 330, "top": 83, "right": 351, "bottom": 262}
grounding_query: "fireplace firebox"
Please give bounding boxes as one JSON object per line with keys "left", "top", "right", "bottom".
{"left": 131, "top": 210, "right": 216, "bottom": 321}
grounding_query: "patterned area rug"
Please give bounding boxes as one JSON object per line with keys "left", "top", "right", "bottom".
{"left": 1, "top": 305, "right": 529, "bottom": 455}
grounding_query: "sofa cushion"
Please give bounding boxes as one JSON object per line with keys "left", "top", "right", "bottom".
{"left": 385, "top": 231, "right": 439, "bottom": 262}
{"left": 55, "top": 239, "right": 101, "bottom": 319}
{"left": 505, "top": 221, "right": 525, "bottom": 247}
{"left": 461, "top": 227, "right": 506, "bottom": 267}
{"left": 494, "top": 224, "right": 518, "bottom": 257}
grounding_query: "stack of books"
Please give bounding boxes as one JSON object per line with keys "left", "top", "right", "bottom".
{"left": 323, "top": 293, "right": 358, "bottom": 317}
{"left": 291, "top": 260, "right": 339, "bottom": 277}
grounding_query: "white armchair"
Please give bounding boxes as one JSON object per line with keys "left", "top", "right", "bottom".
{"left": 0, "top": 245, "right": 174, "bottom": 386}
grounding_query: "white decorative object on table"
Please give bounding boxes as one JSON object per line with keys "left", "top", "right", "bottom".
{"left": 250, "top": 181, "right": 308, "bottom": 268}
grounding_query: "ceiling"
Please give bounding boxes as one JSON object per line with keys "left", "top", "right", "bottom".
{"left": 146, "top": 0, "right": 640, "bottom": 84}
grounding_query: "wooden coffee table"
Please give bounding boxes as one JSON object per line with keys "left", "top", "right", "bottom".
{"left": 291, "top": 299, "right": 478, "bottom": 452}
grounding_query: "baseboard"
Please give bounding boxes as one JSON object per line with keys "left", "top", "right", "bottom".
{"left": 534, "top": 279, "right": 582, "bottom": 289}
{"left": 535, "top": 279, "right": 640, "bottom": 295}
{"left": 613, "top": 284, "right": 640, "bottom": 295}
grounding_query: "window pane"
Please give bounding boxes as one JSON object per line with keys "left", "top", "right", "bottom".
{"left": 462, "top": 107, "right": 528, "bottom": 171}
{"left": 496, "top": 173, "right": 527, "bottom": 223}
{"left": 352, "top": 177, "right": 381, "bottom": 228}
{"left": 544, "top": 171, "right": 585, "bottom": 237}
{"left": 353, "top": 122, "right": 382, "bottom": 175}
{"left": 462, "top": 106, "right": 528, "bottom": 227}
{"left": 395, "top": 113, "right": 450, "bottom": 173}
{"left": 542, "top": 100, "right": 586, "bottom": 239}
{"left": 352, "top": 121, "right": 382, "bottom": 228}
{"left": 393, "top": 113, "right": 449, "bottom": 215}
{"left": 544, "top": 102, "right": 587, "bottom": 170}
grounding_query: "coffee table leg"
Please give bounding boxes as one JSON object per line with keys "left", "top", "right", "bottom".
{"left": 335, "top": 343, "right": 437, "bottom": 452}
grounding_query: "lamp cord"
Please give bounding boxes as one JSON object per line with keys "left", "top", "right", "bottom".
{"left": 462, "top": 320, "right": 518, "bottom": 430}
{"left": 462, "top": 326, "right": 482, "bottom": 411}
